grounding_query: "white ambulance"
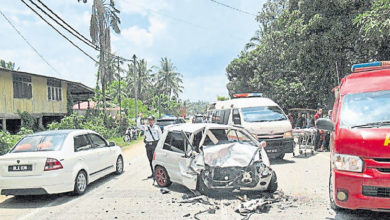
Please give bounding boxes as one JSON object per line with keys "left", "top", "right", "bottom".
{"left": 211, "top": 93, "right": 294, "bottom": 159}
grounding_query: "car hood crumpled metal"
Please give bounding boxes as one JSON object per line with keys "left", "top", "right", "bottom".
{"left": 203, "top": 143, "right": 259, "bottom": 167}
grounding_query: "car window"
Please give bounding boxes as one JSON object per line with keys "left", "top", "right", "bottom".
{"left": 163, "top": 131, "right": 186, "bottom": 154}
{"left": 74, "top": 135, "right": 91, "bottom": 152}
{"left": 88, "top": 134, "right": 107, "bottom": 148}
{"left": 11, "top": 134, "right": 67, "bottom": 153}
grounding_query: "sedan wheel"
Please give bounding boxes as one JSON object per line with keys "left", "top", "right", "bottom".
{"left": 115, "top": 156, "right": 124, "bottom": 175}
{"left": 155, "top": 166, "right": 172, "bottom": 187}
{"left": 74, "top": 171, "right": 87, "bottom": 195}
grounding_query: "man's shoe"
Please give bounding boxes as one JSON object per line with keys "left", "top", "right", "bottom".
{"left": 147, "top": 175, "right": 154, "bottom": 179}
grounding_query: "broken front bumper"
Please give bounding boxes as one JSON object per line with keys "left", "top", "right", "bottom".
{"left": 201, "top": 164, "right": 273, "bottom": 191}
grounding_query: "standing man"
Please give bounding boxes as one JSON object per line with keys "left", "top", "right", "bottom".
{"left": 137, "top": 113, "right": 162, "bottom": 178}
{"left": 314, "top": 108, "right": 324, "bottom": 151}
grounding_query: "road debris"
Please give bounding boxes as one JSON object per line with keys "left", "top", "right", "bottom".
{"left": 160, "top": 188, "right": 170, "bottom": 194}
{"left": 179, "top": 195, "right": 208, "bottom": 204}
{"left": 235, "top": 191, "right": 297, "bottom": 219}
{"left": 193, "top": 205, "right": 219, "bottom": 220}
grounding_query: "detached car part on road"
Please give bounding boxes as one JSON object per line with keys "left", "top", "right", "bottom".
{"left": 152, "top": 123, "right": 277, "bottom": 194}
{"left": 0, "top": 130, "right": 123, "bottom": 196}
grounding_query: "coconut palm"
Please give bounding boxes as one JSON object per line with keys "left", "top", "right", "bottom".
{"left": 155, "top": 57, "right": 183, "bottom": 99}
{"left": 125, "top": 59, "right": 153, "bottom": 102}
{"left": 79, "top": 0, "right": 121, "bottom": 111}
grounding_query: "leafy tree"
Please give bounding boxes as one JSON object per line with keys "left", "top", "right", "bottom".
{"left": 217, "top": 96, "right": 229, "bottom": 101}
{"left": 79, "top": 0, "right": 121, "bottom": 113}
{"left": 0, "top": 59, "right": 19, "bottom": 70}
{"left": 155, "top": 57, "right": 183, "bottom": 99}
{"left": 226, "top": 0, "right": 389, "bottom": 110}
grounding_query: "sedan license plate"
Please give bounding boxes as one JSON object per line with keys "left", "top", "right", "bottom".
{"left": 266, "top": 149, "right": 278, "bottom": 153}
{"left": 8, "top": 165, "right": 32, "bottom": 172}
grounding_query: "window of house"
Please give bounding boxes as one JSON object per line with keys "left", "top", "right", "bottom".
{"left": 13, "top": 74, "right": 32, "bottom": 99}
{"left": 47, "top": 79, "right": 62, "bottom": 101}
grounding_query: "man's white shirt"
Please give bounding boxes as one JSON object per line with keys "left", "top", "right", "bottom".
{"left": 137, "top": 117, "right": 162, "bottom": 142}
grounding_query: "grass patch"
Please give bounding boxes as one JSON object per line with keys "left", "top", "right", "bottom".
{"left": 107, "top": 136, "right": 143, "bottom": 149}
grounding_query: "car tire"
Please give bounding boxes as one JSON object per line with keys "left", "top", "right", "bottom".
{"left": 267, "top": 170, "right": 278, "bottom": 193}
{"left": 155, "top": 166, "right": 172, "bottom": 187}
{"left": 329, "top": 168, "right": 341, "bottom": 210}
{"left": 73, "top": 170, "right": 88, "bottom": 195}
{"left": 277, "top": 153, "right": 285, "bottom": 160}
{"left": 115, "top": 156, "right": 124, "bottom": 175}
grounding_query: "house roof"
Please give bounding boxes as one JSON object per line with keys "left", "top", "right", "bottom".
{"left": 0, "top": 67, "right": 94, "bottom": 102}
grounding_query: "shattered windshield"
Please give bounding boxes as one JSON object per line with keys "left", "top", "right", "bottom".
{"left": 241, "top": 106, "right": 287, "bottom": 122}
{"left": 203, "top": 128, "right": 257, "bottom": 147}
{"left": 340, "top": 90, "right": 390, "bottom": 128}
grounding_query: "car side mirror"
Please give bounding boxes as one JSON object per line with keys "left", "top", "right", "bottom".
{"left": 316, "top": 118, "right": 334, "bottom": 131}
{"left": 109, "top": 142, "right": 116, "bottom": 147}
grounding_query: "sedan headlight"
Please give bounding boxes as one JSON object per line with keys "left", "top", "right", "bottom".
{"left": 332, "top": 153, "right": 363, "bottom": 172}
{"left": 283, "top": 131, "right": 292, "bottom": 139}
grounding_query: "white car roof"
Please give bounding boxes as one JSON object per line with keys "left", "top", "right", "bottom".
{"left": 31, "top": 129, "right": 98, "bottom": 137}
{"left": 215, "top": 97, "right": 278, "bottom": 109}
{"left": 165, "top": 123, "right": 234, "bottom": 133}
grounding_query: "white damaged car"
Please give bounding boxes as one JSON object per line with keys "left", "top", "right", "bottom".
{"left": 152, "top": 123, "right": 278, "bottom": 193}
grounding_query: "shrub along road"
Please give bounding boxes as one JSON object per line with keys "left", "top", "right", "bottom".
{"left": 1, "top": 143, "right": 390, "bottom": 219}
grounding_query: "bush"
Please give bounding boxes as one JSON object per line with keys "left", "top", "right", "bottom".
{"left": 47, "top": 112, "right": 119, "bottom": 139}
{"left": 0, "top": 131, "right": 21, "bottom": 155}
{"left": 17, "top": 127, "right": 34, "bottom": 135}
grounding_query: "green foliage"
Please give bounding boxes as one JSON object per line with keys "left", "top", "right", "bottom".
{"left": 17, "top": 127, "right": 34, "bottom": 135}
{"left": 48, "top": 113, "right": 118, "bottom": 139}
{"left": 0, "top": 131, "right": 21, "bottom": 155}
{"left": 0, "top": 59, "right": 19, "bottom": 70}
{"left": 185, "top": 100, "right": 209, "bottom": 115}
{"left": 226, "top": 0, "right": 390, "bottom": 110}
{"left": 217, "top": 96, "right": 229, "bottom": 101}
{"left": 17, "top": 110, "right": 36, "bottom": 131}
{"left": 152, "top": 94, "right": 181, "bottom": 117}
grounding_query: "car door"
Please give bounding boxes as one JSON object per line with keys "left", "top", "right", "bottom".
{"left": 73, "top": 134, "right": 97, "bottom": 174}
{"left": 88, "top": 133, "right": 113, "bottom": 173}
{"left": 160, "top": 131, "right": 191, "bottom": 183}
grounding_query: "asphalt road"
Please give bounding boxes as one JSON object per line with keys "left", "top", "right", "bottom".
{"left": 1, "top": 142, "right": 390, "bottom": 220}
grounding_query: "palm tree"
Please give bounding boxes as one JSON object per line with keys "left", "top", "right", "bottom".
{"left": 155, "top": 57, "right": 183, "bottom": 99}
{"left": 125, "top": 59, "right": 153, "bottom": 102}
{"left": 0, "top": 59, "right": 19, "bottom": 70}
{"left": 79, "top": 0, "right": 120, "bottom": 112}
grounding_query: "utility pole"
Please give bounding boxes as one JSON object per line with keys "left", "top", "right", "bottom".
{"left": 133, "top": 54, "right": 138, "bottom": 120}
{"left": 117, "top": 56, "right": 121, "bottom": 134}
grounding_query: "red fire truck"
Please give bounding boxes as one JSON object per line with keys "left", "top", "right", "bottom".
{"left": 317, "top": 61, "right": 390, "bottom": 210}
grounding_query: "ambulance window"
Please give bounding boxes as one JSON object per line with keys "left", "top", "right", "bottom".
{"left": 233, "top": 109, "right": 241, "bottom": 125}
{"left": 223, "top": 109, "right": 230, "bottom": 125}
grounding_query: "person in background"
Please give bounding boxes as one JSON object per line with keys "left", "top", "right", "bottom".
{"left": 137, "top": 113, "right": 162, "bottom": 178}
{"left": 323, "top": 110, "right": 333, "bottom": 151}
{"left": 314, "top": 108, "right": 324, "bottom": 151}
{"left": 306, "top": 113, "right": 314, "bottom": 128}
{"left": 288, "top": 112, "right": 294, "bottom": 127}
{"left": 295, "top": 113, "right": 305, "bottom": 128}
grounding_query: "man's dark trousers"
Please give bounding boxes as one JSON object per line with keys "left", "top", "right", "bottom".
{"left": 146, "top": 141, "right": 158, "bottom": 174}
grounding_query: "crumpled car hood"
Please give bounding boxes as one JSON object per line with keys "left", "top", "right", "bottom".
{"left": 202, "top": 143, "right": 260, "bottom": 167}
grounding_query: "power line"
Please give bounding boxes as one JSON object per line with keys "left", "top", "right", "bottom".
{"left": 27, "top": 0, "right": 132, "bottom": 63}
{"left": 0, "top": 9, "right": 61, "bottom": 75}
{"left": 208, "top": 0, "right": 257, "bottom": 17}
{"left": 20, "top": 0, "right": 98, "bottom": 63}
{"left": 34, "top": 0, "right": 98, "bottom": 50}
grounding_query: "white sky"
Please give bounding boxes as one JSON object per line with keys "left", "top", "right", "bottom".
{"left": 0, "top": 0, "right": 265, "bottom": 102}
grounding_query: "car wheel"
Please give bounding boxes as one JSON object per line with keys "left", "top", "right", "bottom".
{"left": 115, "top": 156, "right": 124, "bottom": 175}
{"left": 266, "top": 170, "right": 278, "bottom": 193}
{"left": 74, "top": 170, "right": 87, "bottom": 195}
{"left": 196, "top": 172, "right": 212, "bottom": 196}
{"left": 277, "top": 153, "right": 285, "bottom": 160}
{"left": 155, "top": 166, "right": 172, "bottom": 187}
{"left": 329, "top": 168, "right": 341, "bottom": 210}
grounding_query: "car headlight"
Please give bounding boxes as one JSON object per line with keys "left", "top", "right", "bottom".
{"left": 283, "top": 131, "right": 292, "bottom": 139}
{"left": 332, "top": 153, "right": 363, "bottom": 172}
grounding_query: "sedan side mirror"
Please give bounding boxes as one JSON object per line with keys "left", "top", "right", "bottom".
{"left": 109, "top": 142, "right": 116, "bottom": 147}
{"left": 316, "top": 118, "right": 334, "bottom": 131}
